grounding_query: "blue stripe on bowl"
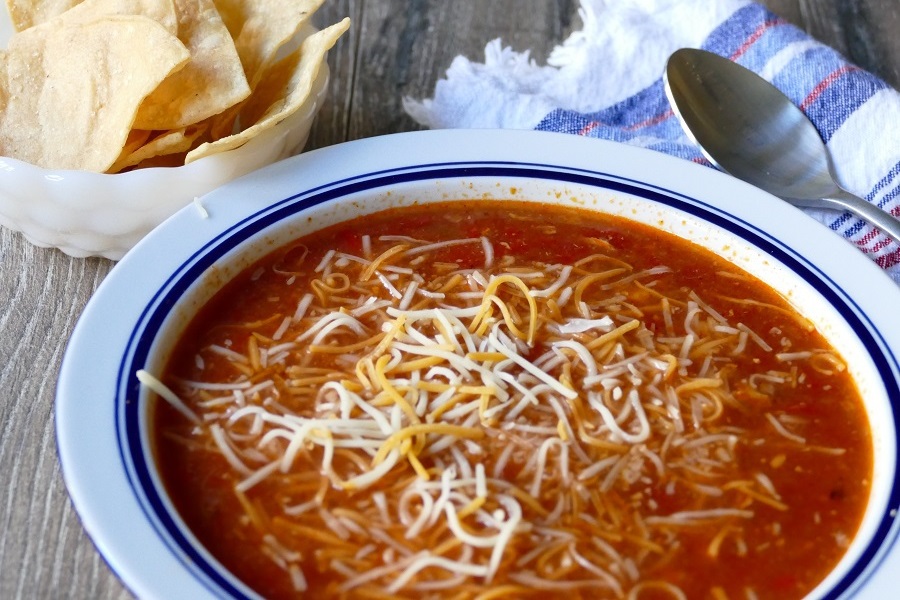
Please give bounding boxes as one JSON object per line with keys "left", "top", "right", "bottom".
{"left": 114, "top": 161, "right": 900, "bottom": 599}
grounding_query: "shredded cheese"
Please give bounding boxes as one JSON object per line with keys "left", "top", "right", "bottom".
{"left": 144, "top": 221, "right": 854, "bottom": 598}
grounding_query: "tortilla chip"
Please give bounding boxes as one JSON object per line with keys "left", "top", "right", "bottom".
{"left": 108, "top": 124, "right": 207, "bottom": 173}
{"left": 52, "top": 0, "right": 178, "bottom": 33}
{"left": 117, "top": 129, "right": 153, "bottom": 157}
{"left": 5, "top": 0, "right": 179, "bottom": 32}
{"left": 0, "top": 16, "right": 190, "bottom": 171}
{"left": 222, "top": 0, "right": 326, "bottom": 88}
{"left": 133, "top": 0, "right": 250, "bottom": 130}
{"left": 5, "top": 0, "right": 80, "bottom": 30}
{"left": 205, "top": 101, "right": 241, "bottom": 142}
{"left": 210, "top": 0, "right": 241, "bottom": 38}
{"left": 0, "top": 0, "right": 350, "bottom": 172}
{"left": 185, "top": 17, "right": 348, "bottom": 164}
{"left": 204, "top": 0, "right": 326, "bottom": 141}
{"left": 131, "top": 151, "right": 188, "bottom": 169}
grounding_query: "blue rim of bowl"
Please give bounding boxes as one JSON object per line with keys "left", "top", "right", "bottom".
{"left": 114, "top": 160, "right": 900, "bottom": 599}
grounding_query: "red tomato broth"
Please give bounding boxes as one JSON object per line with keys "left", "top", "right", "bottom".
{"left": 151, "top": 200, "right": 872, "bottom": 599}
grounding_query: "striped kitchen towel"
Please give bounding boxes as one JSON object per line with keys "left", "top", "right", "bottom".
{"left": 404, "top": 0, "right": 900, "bottom": 284}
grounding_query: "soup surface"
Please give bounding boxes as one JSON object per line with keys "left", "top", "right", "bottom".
{"left": 150, "top": 200, "right": 872, "bottom": 599}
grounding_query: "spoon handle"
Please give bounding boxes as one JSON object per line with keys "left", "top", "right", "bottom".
{"left": 793, "top": 190, "right": 900, "bottom": 247}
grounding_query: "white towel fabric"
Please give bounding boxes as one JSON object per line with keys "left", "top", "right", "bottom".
{"left": 404, "top": 0, "right": 900, "bottom": 284}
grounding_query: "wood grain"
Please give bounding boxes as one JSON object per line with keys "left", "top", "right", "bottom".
{"left": 1, "top": 0, "right": 897, "bottom": 598}
{"left": 309, "top": 0, "right": 580, "bottom": 147}
{"left": 0, "top": 234, "right": 122, "bottom": 599}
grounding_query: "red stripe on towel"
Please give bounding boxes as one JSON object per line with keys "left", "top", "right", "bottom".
{"left": 800, "top": 65, "right": 859, "bottom": 111}
{"left": 875, "top": 248, "right": 900, "bottom": 269}
{"left": 625, "top": 108, "right": 674, "bottom": 131}
{"left": 578, "top": 121, "right": 602, "bottom": 136}
{"left": 729, "top": 19, "right": 786, "bottom": 61}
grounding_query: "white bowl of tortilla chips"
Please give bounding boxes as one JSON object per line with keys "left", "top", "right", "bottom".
{"left": 0, "top": 0, "right": 349, "bottom": 259}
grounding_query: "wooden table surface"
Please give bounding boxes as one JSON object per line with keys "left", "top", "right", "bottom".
{"left": 1, "top": 1, "right": 898, "bottom": 598}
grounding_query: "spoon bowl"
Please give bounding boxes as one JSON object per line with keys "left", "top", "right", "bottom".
{"left": 664, "top": 47, "right": 900, "bottom": 245}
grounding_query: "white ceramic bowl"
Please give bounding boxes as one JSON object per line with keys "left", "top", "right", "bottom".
{"left": 56, "top": 130, "right": 900, "bottom": 599}
{"left": 0, "top": 14, "right": 328, "bottom": 260}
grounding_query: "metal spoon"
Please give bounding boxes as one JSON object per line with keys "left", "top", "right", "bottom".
{"left": 663, "top": 47, "right": 900, "bottom": 245}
